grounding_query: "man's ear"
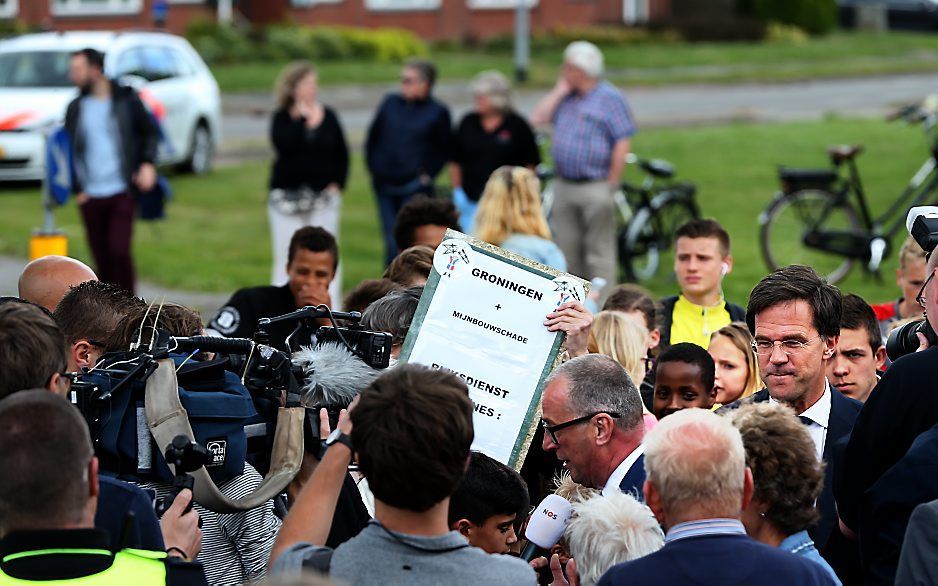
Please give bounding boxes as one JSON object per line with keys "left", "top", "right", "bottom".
{"left": 823, "top": 335, "right": 839, "bottom": 360}
{"left": 594, "top": 414, "right": 616, "bottom": 445}
{"left": 89, "top": 456, "right": 100, "bottom": 499}
{"left": 47, "top": 372, "right": 67, "bottom": 397}
{"left": 454, "top": 519, "right": 473, "bottom": 539}
{"left": 874, "top": 345, "right": 887, "bottom": 371}
{"left": 723, "top": 255, "right": 734, "bottom": 275}
{"left": 742, "top": 467, "right": 754, "bottom": 513}
{"left": 71, "top": 340, "right": 97, "bottom": 370}
{"left": 644, "top": 480, "right": 664, "bottom": 524}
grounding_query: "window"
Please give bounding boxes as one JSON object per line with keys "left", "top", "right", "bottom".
{"left": 292, "top": 0, "right": 343, "bottom": 6}
{"left": 51, "top": 0, "right": 142, "bottom": 16}
{"left": 113, "top": 46, "right": 178, "bottom": 82}
{"left": 0, "top": 51, "right": 72, "bottom": 88}
{"left": 0, "top": 0, "right": 18, "bottom": 19}
{"left": 467, "top": 0, "right": 537, "bottom": 8}
{"left": 167, "top": 47, "right": 196, "bottom": 77}
{"left": 365, "top": 0, "right": 440, "bottom": 11}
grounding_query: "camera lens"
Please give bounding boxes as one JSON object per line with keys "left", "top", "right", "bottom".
{"left": 886, "top": 319, "right": 938, "bottom": 361}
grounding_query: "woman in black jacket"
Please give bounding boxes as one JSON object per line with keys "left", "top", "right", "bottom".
{"left": 268, "top": 61, "right": 349, "bottom": 306}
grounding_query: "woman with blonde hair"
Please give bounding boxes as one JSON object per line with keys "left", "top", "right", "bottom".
{"left": 269, "top": 61, "right": 348, "bottom": 306}
{"left": 708, "top": 322, "right": 762, "bottom": 406}
{"left": 587, "top": 310, "right": 658, "bottom": 430}
{"left": 475, "top": 166, "right": 566, "bottom": 271}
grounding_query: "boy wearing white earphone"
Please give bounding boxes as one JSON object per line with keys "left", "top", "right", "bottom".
{"left": 658, "top": 218, "right": 746, "bottom": 349}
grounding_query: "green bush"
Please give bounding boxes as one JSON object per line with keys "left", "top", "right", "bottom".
{"left": 484, "top": 25, "right": 680, "bottom": 52}
{"left": 184, "top": 20, "right": 254, "bottom": 64}
{"left": 740, "top": 0, "right": 838, "bottom": 35}
{"left": 186, "top": 22, "right": 427, "bottom": 65}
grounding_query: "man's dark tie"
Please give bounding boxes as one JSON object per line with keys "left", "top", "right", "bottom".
{"left": 799, "top": 415, "right": 813, "bottom": 426}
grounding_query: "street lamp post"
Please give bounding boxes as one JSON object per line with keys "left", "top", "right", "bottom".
{"left": 514, "top": 0, "right": 530, "bottom": 84}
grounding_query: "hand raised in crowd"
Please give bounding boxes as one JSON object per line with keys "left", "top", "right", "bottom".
{"left": 160, "top": 488, "right": 202, "bottom": 561}
{"left": 530, "top": 554, "right": 579, "bottom": 586}
{"left": 545, "top": 301, "right": 593, "bottom": 358}
{"left": 133, "top": 162, "right": 157, "bottom": 193}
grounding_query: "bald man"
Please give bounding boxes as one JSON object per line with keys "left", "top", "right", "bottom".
{"left": 17, "top": 255, "right": 97, "bottom": 312}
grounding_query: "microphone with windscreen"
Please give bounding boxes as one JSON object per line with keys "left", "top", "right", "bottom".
{"left": 521, "top": 494, "right": 574, "bottom": 562}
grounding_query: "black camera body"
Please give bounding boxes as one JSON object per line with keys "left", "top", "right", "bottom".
{"left": 317, "top": 325, "right": 392, "bottom": 370}
{"left": 886, "top": 318, "right": 938, "bottom": 361}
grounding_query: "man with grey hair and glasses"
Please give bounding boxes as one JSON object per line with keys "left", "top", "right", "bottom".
{"left": 540, "top": 354, "right": 646, "bottom": 498}
{"left": 597, "top": 409, "right": 836, "bottom": 585}
{"left": 531, "top": 41, "right": 636, "bottom": 300}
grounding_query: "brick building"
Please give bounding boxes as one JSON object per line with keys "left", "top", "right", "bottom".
{"left": 5, "top": 0, "right": 671, "bottom": 40}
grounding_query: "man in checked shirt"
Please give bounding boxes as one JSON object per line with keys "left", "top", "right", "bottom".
{"left": 532, "top": 41, "right": 637, "bottom": 302}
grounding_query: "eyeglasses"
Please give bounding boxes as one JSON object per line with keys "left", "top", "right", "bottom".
{"left": 916, "top": 268, "right": 936, "bottom": 309}
{"left": 751, "top": 336, "right": 822, "bottom": 356}
{"left": 541, "top": 411, "right": 621, "bottom": 444}
{"left": 400, "top": 76, "right": 420, "bottom": 85}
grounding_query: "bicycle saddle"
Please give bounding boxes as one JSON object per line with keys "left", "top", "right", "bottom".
{"left": 827, "top": 144, "right": 865, "bottom": 164}
{"left": 640, "top": 158, "right": 675, "bottom": 179}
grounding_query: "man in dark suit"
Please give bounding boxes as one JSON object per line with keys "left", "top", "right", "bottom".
{"left": 598, "top": 409, "right": 836, "bottom": 585}
{"left": 896, "top": 497, "right": 938, "bottom": 586}
{"left": 540, "top": 355, "right": 646, "bottom": 499}
{"left": 720, "top": 265, "right": 862, "bottom": 555}
{"left": 837, "top": 244, "right": 938, "bottom": 552}
{"left": 857, "top": 422, "right": 938, "bottom": 584}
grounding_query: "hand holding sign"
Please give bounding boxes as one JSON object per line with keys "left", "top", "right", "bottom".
{"left": 545, "top": 301, "right": 593, "bottom": 359}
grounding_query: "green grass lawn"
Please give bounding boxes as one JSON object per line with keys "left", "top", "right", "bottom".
{"left": 213, "top": 32, "right": 938, "bottom": 92}
{"left": 0, "top": 115, "right": 931, "bottom": 305}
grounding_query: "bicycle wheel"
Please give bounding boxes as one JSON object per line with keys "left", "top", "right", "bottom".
{"left": 621, "top": 196, "right": 699, "bottom": 282}
{"left": 759, "top": 189, "right": 860, "bottom": 284}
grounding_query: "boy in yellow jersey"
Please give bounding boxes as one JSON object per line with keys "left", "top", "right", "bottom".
{"left": 660, "top": 219, "right": 745, "bottom": 349}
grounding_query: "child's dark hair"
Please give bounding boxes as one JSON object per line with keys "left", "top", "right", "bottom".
{"left": 656, "top": 342, "right": 715, "bottom": 392}
{"left": 448, "top": 451, "right": 530, "bottom": 526}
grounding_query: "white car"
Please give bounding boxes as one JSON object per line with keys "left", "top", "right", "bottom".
{"left": 0, "top": 30, "right": 221, "bottom": 181}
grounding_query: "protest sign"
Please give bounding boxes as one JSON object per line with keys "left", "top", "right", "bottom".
{"left": 399, "top": 230, "right": 588, "bottom": 468}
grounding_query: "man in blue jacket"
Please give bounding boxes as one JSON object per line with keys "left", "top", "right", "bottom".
{"left": 365, "top": 59, "right": 452, "bottom": 265}
{"left": 598, "top": 409, "right": 836, "bottom": 585}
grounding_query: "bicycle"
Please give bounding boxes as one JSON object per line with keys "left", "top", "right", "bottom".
{"left": 539, "top": 153, "right": 700, "bottom": 282}
{"left": 759, "top": 98, "right": 938, "bottom": 284}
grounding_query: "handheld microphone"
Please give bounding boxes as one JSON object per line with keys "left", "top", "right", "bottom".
{"left": 292, "top": 342, "right": 381, "bottom": 409}
{"left": 257, "top": 306, "right": 363, "bottom": 327}
{"left": 521, "top": 494, "right": 574, "bottom": 562}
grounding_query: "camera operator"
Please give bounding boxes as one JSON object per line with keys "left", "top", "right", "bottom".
{"left": 53, "top": 280, "right": 147, "bottom": 372}
{"left": 209, "top": 227, "right": 338, "bottom": 350}
{"left": 360, "top": 286, "right": 423, "bottom": 362}
{"left": 17, "top": 254, "right": 97, "bottom": 312}
{"left": 269, "top": 364, "right": 535, "bottom": 584}
{"left": 0, "top": 301, "right": 199, "bottom": 558}
{"left": 838, "top": 209, "right": 938, "bottom": 582}
{"left": 110, "top": 303, "right": 283, "bottom": 586}
{"left": 0, "top": 390, "right": 206, "bottom": 585}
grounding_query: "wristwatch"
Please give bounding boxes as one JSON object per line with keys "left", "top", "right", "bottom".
{"left": 324, "top": 428, "right": 354, "bottom": 454}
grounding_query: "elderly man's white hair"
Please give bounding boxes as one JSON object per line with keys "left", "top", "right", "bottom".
{"left": 644, "top": 408, "right": 747, "bottom": 520}
{"left": 564, "top": 491, "right": 663, "bottom": 586}
{"left": 564, "top": 41, "right": 604, "bottom": 79}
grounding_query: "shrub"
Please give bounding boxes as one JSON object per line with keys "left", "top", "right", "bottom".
{"left": 184, "top": 20, "right": 254, "bottom": 64}
{"left": 740, "top": 0, "right": 838, "bottom": 36}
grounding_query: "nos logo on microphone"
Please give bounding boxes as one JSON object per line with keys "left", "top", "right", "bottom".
{"left": 206, "top": 439, "right": 227, "bottom": 467}
{"left": 542, "top": 509, "right": 559, "bottom": 520}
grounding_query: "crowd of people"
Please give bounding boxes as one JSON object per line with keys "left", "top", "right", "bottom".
{"left": 3, "top": 39, "right": 938, "bottom": 586}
